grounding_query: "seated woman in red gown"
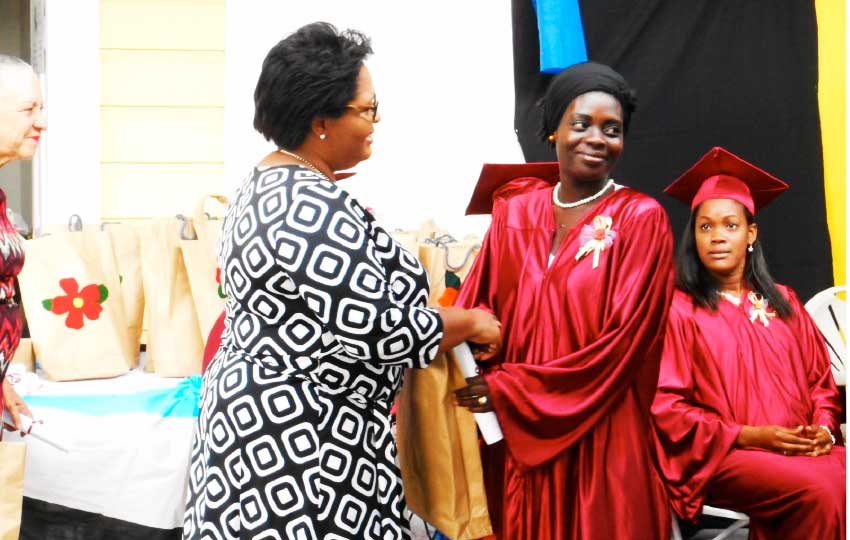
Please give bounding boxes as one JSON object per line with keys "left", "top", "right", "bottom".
{"left": 453, "top": 62, "right": 675, "bottom": 540}
{"left": 652, "top": 147, "right": 846, "bottom": 540}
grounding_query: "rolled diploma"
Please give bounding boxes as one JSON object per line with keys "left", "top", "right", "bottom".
{"left": 452, "top": 342, "right": 504, "bottom": 445}
{"left": 2, "top": 409, "right": 70, "bottom": 453}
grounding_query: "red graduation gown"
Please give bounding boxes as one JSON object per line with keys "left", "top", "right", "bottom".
{"left": 652, "top": 288, "right": 845, "bottom": 540}
{"left": 456, "top": 184, "right": 674, "bottom": 540}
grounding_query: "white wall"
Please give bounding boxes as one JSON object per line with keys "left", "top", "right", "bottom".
{"left": 225, "top": 1, "right": 522, "bottom": 237}
{"left": 33, "top": 0, "right": 101, "bottom": 233}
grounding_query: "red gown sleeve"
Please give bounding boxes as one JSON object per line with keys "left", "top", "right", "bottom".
{"left": 472, "top": 203, "right": 674, "bottom": 469}
{"left": 454, "top": 207, "right": 503, "bottom": 317}
{"left": 785, "top": 287, "right": 843, "bottom": 439}
{"left": 456, "top": 177, "right": 550, "bottom": 317}
{"left": 650, "top": 301, "right": 743, "bottom": 521}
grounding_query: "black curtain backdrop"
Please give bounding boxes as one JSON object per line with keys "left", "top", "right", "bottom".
{"left": 512, "top": 0, "right": 833, "bottom": 301}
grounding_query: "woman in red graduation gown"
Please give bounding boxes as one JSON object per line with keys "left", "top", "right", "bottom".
{"left": 652, "top": 147, "right": 845, "bottom": 540}
{"left": 454, "top": 62, "right": 675, "bottom": 540}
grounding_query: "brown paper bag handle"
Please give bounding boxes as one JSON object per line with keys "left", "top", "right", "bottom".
{"left": 193, "top": 195, "right": 229, "bottom": 224}
{"left": 443, "top": 243, "right": 480, "bottom": 272}
{"left": 176, "top": 214, "right": 197, "bottom": 240}
{"left": 67, "top": 214, "right": 83, "bottom": 232}
{"left": 423, "top": 235, "right": 481, "bottom": 272}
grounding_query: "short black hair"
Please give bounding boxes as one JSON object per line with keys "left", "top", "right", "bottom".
{"left": 676, "top": 205, "right": 792, "bottom": 318}
{"left": 253, "top": 22, "right": 372, "bottom": 149}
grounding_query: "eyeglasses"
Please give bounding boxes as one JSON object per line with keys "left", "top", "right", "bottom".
{"left": 346, "top": 99, "right": 379, "bottom": 122}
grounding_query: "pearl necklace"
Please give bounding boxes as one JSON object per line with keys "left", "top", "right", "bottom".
{"left": 278, "top": 149, "right": 329, "bottom": 180}
{"left": 718, "top": 290, "right": 743, "bottom": 306}
{"left": 552, "top": 178, "right": 615, "bottom": 209}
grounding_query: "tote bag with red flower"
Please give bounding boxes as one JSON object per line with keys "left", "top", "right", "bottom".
{"left": 101, "top": 222, "right": 145, "bottom": 367}
{"left": 395, "top": 232, "right": 492, "bottom": 540}
{"left": 180, "top": 195, "right": 228, "bottom": 346}
{"left": 18, "top": 229, "right": 134, "bottom": 381}
{"left": 137, "top": 217, "right": 204, "bottom": 377}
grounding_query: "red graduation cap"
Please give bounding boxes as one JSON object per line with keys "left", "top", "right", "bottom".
{"left": 664, "top": 147, "right": 788, "bottom": 215}
{"left": 465, "top": 162, "right": 560, "bottom": 215}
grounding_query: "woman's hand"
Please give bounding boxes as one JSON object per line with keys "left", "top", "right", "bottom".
{"left": 801, "top": 425, "right": 834, "bottom": 457}
{"left": 2, "top": 378, "right": 33, "bottom": 431}
{"left": 454, "top": 375, "right": 494, "bottom": 413}
{"left": 436, "top": 307, "right": 502, "bottom": 358}
{"left": 466, "top": 309, "right": 502, "bottom": 361}
{"left": 736, "top": 425, "right": 815, "bottom": 456}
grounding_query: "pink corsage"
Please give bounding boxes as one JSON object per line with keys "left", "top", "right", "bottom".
{"left": 575, "top": 216, "right": 616, "bottom": 269}
{"left": 747, "top": 291, "right": 776, "bottom": 327}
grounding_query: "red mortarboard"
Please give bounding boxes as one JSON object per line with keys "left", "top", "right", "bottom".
{"left": 466, "top": 162, "right": 560, "bottom": 215}
{"left": 664, "top": 147, "right": 788, "bottom": 214}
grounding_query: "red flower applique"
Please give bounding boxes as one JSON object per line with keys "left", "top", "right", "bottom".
{"left": 42, "top": 278, "right": 108, "bottom": 330}
{"left": 215, "top": 267, "right": 226, "bottom": 299}
{"left": 437, "top": 271, "right": 462, "bottom": 307}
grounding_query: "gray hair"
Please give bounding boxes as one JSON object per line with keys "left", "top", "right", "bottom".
{"left": 0, "top": 54, "right": 34, "bottom": 97}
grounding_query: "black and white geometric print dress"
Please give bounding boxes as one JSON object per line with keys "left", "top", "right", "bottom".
{"left": 183, "top": 164, "right": 443, "bottom": 540}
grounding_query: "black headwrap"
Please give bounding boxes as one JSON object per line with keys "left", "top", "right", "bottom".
{"left": 538, "top": 62, "right": 637, "bottom": 145}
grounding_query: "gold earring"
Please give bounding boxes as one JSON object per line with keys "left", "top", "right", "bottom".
{"left": 548, "top": 134, "right": 556, "bottom": 142}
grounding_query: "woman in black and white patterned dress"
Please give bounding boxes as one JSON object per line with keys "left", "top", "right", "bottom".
{"left": 183, "top": 23, "right": 502, "bottom": 540}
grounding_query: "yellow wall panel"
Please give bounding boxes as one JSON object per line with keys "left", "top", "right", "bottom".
{"left": 101, "top": 0, "right": 225, "bottom": 51}
{"left": 100, "top": 0, "right": 225, "bottom": 221}
{"left": 101, "top": 107, "right": 224, "bottom": 163}
{"left": 101, "top": 163, "right": 225, "bottom": 219}
{"left": 815, "top": 0, "right": 845, "bottom": 286}
{"left": 101, "top": 50, "right": 224, "bottom": 107}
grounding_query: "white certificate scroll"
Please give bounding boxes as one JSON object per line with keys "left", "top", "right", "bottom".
{"left": 2, "top": 410, "right": 70, "bottom": 454}
{"left": 452, "top": 342, "right": 504, "bottom": 445}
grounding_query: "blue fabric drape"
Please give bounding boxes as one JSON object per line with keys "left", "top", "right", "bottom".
{"left": 23, "top": 375, "right": 201, "bottom": 418}
{"left": 534, "top": 0, "right": 587, "bottom": 73}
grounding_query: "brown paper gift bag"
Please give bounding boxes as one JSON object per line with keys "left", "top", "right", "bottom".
{"left": 418, "top": 235, "right": 481, "bottom": 306}
{"left": 396, "top": 234, "right": 492, "bottom": 540}
{"left": 9, "top": 338, "right": 33, "bottom": 372}
{"left": 101, "top": 223, "right": 145, "bottom": 367}
{"left": 181, "top": 195, "right": 228, "bottom": 345}
{"left": 0, "top": 441, "right": 25, "bottom": 540}
{"left": 18, "top": 231, "right": 134, "bottom": 381}
{"left": 138, "top": 218, "right": 204, "bottom": 377}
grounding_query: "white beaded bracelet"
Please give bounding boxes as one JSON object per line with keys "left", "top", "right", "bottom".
{"left": 819, "top": 425, "right": 837, "bottom": 445}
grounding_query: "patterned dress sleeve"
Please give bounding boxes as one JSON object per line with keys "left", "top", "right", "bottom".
{"left": 263, "top": 177, "right": 443, "bottom": 368}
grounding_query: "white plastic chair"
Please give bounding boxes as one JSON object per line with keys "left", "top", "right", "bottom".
{"left": 805, "top": 285, "right": 846, "bottom": 387}
{"left": 671, "top": 506, "right": 749, "bottom": 540}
